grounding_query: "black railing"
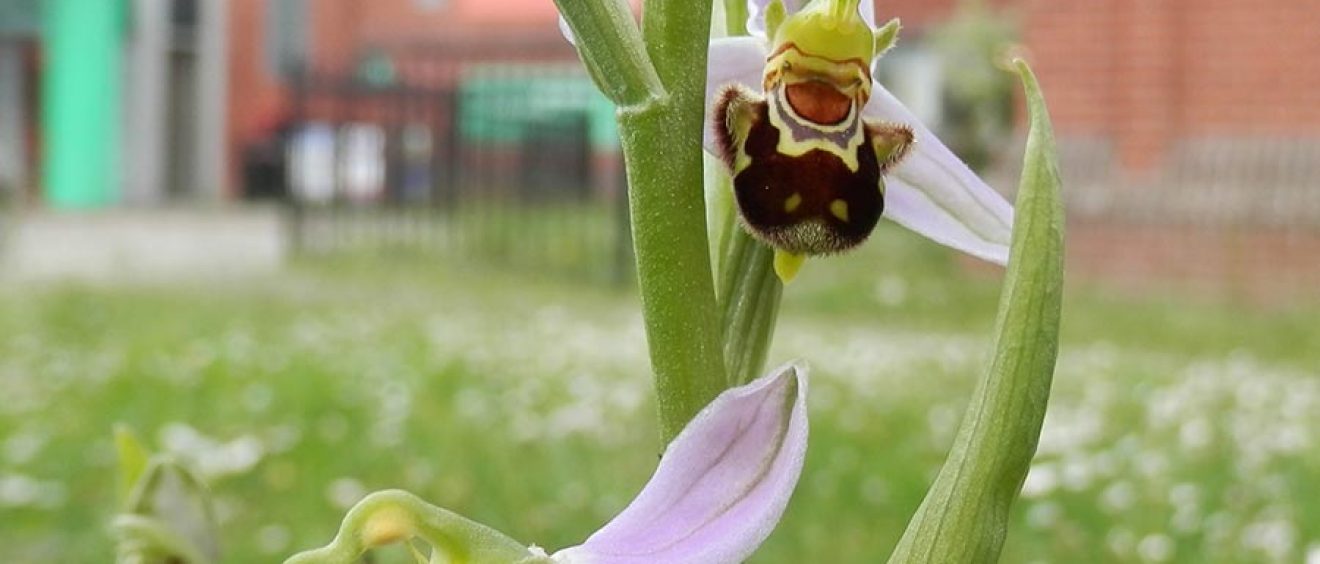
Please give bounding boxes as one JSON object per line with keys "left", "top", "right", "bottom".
{"left": 269, "top": 45, "right": 631, "bottom": 285}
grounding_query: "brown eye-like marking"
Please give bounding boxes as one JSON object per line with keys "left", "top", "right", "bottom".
{"left": 784, "top": 81, "right": 852, "bottom": 125}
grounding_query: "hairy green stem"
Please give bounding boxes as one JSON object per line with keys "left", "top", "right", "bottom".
{"left": 557, "top": 0, "right": 726, "bottom": 443}
{"left": 620, "top": 101, "right": 727, "bottom": 443}
{"left": 604, "top": 0, "right": 727, "bottom": 443}
{"left": 888, "top": 60, "right": 1064, "bottom": 563}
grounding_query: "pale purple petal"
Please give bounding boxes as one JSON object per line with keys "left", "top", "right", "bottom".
{"left": 861, "top": 0, "right": 877, "bottom": 28}
{"left": 864, "top": 83, "right": 1014, "bottom": 264}
{"left": 558, "top": 15, "right": 577, "bottom": 46}
{"left": 746, "top": 0, "right": 875, "bottom": 37}
{"left": 553, "top": 364, "right": 809, "bottom": 564}
{"left": 703, "top": 37, "right": 770, "bottom": 151}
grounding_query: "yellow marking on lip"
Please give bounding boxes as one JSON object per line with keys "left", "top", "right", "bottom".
{"left": 785, "top": 192, "right": 803, "bottom": 213}
{"left": 830, "top": 199, "right": 850, "bottom": 222}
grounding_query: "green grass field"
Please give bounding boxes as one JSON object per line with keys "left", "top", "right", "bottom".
{"left": 2, "top": 227, "right": 1318, "bottom": 563}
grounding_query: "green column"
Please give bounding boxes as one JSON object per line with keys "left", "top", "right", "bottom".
{"left": 42, "top": 0, "right": 123, "bottom": 208}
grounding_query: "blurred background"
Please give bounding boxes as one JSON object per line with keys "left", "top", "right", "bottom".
{"left": 0, "top": 0, "right": 1317, "bottom": 562}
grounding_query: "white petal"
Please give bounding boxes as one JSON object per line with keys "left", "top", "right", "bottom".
{"left": 704, "top": 37, "right": 770, "bottom": 151}
{"left": 553, "top": 364, "right": 809, "bottom": 564}
{"left": 864, "top": 83, "right": 1014, "bottom": 264}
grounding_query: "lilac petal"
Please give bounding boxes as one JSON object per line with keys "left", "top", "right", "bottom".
{"left": 558, "top": 15, "right": 577, "bottom": 46}
{"left": 746, "top": 0, "right": 875, "bottom": 37}
{"left": 864, "top": 83, "right": 1014, "bottom": 264}
{"left": 704, "top": 37, "right": 770, "bottom": 151}
{"left": 553, "top": 364, "right": 809, "bottom": 564}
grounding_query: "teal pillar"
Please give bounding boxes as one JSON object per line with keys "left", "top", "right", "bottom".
{"left": 42, "top": 0, "right": 124, "bottom": 208}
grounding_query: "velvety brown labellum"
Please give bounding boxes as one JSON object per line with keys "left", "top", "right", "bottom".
{"left": 724, "top": 100, "right": 883, "bottom": 255}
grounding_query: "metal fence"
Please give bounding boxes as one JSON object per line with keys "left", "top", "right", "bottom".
{"left": 261, "top": 38, "right": 632, "bottom": 285}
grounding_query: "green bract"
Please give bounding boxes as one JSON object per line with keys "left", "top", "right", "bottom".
{"left": 889, "top": 59, "right": 1064, "bottom": 563}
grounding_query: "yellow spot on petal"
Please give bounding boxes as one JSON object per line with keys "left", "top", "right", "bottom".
{"left": 784, "top": 192, "right": 802, "bottom": 213}
{"left": 774, "top": 250, "right": 806, "bottom": 283}
{"left": 362, "top": 506, "right": 415, "bottom": 548}
{"left": 830, "top": 199, "right": 850, "bottom": 222}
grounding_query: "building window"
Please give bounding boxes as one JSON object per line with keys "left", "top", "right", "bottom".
{"left": 266, "top": 0, "right": 307, "bottom": 76}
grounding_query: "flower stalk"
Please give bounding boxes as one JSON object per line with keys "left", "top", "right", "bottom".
{"left": 557, "top": 0, "right": 727, "bottom": 442}
{"left": 888, "top": 59, "right": 1064, "bottom": 563}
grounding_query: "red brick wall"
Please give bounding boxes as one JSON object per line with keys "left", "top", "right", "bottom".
{"left": 1178, "top": 0, "right": 1320, "bottom": 135}
{"left": 1020, "top": 0, "right": 1320, "bottom": 172}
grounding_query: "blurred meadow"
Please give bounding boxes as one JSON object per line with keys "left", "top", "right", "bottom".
{"left": 3, "top": 227, "right": 1319, "bottom": 562}
{"left": 4, "top": 0, "right": 1320, "bottom": 562}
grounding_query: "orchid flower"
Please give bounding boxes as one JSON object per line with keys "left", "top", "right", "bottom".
{"left": 285, "top": 364, "right": 809, "bottom": 564}
{"left": 717, "top": 0, "right": 1014, "bottom": 278}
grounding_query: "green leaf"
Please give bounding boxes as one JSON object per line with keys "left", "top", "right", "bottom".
{"left": 888, "top": 59, "right": 1064, "bottom": 563}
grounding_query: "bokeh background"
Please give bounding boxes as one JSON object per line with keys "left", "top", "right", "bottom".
{"left": 1, "top": 0, "right": 1317, "bottom": 562}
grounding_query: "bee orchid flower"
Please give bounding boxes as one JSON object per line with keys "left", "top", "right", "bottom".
{"left": 284, "top": 364, "right": 809, "bottom": 564}
{"left": 711, "top": 0, "right": 1014, "bottom": 279}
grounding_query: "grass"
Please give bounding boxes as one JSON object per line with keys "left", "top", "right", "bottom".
{"left": 1, "top": 226, "right": 1318, "bottom": 563}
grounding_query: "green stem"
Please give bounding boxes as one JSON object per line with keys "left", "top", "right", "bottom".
{"left": 620, "top": 101, "right": 727, "bottom": 444}
{"left": 595, "top": 0, "right": 727, "bottom": 444}
{"left": 888, "top": 60, "right": 1064, "bottom": 563}
{"left": 719, "top": 225, "right": 783, "bottom": 386}
{"left": 557, "top": 0, "right": 725, "bottom": 443}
